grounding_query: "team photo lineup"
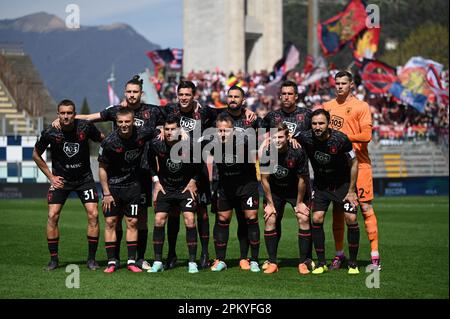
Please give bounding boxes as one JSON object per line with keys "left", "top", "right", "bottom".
{"left": 33, "top": 70, "right": 382, "bottom": 277}
{"left": 1, "top": 0, "right": 448, "bottom": 303}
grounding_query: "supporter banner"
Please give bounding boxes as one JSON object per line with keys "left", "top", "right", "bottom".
{"left": 360, "top": 59, "right": 398, "bottom": 94}
{"left": 317, "top": 0, "right": 368, "bottom": 56}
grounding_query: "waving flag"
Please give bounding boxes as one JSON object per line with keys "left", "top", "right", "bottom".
{"left": 426, "top": 64, "right": 449, "bottom": 105}
{"left": 273, "top": 43, "right": 300, "bottom": 78}
{"left": 301, "top": 55, "right": 329, "bottom": 86}
{"left": 107, "top": 83, "right": 120, "bottom": 105}
{"left": 352, "top": 27, "right": 381, "bottom": 64}
{"left": 360, "top": 59, "right": 398, "bottom": 94}
{"left": 146, "top": 49, "right": 175, "bottom": 78}
{"left": 317, "top": 0, "right": 368, "bottom": 56}
{"left": 169, "top": 48, "right": 183, "bottom": 70}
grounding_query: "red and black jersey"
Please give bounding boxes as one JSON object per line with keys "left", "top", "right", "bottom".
{"left": 261, "top": 107, "right": 312, "bottom": 135}
{"left": 207, "top": 136, "right": 257, "bottom": 187}
{"left": 98, "top": 127, "right": 154, "bottom": 186}
{"left": 35, "top": 119, "right": 102, "bottom": 182}
{"left": 100, "top": 103, "right": 166, "bottom": 130}
{"left": 260, "top": 144, "right": 309, "bottom": 196}
{"left": 165, "top": 103, "right": 217, "bottom": 137}
{"left": 148, "top": 138, "right": 201, "bottom": 192}
{"left": 294, "top": 129, "right": 355, "bottom": 188}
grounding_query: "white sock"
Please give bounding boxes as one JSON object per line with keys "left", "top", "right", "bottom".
{"left": 371, "top": 251, "right": 379, "bottom": 258}
{"left": 336, "top": 250, "right": 344, "bottom": 257}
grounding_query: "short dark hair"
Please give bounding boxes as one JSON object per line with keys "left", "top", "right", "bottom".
{"left": 311, "top": 108, "right": 330, "bottom": 123}
{"left": 116, "top": 107, "right": 134, "bottom": 118}
{"left": 227, "top": 85, "right": 245, "bottom": 97}
{"left": 126, "top": 75, "right": 143, "bottom": 90}
{"left": 164, "top": 114, "right": 180, "bottom": 127}
{"left": 216, "top": 112, "right": 234, "bottom": 126}
{"left": 334, "top": 70, "right": 353, "bottom": 82}
{"left": 57, "top": 99, "right": 76, "bottom": 112}
{"left": 280, "top": 80, "right": 298, "bottom": 95}
{"left": 275, "top": 122, "right": 289, "bottom": 136}
{"left": 177, "top": 80, "right": 196, "bottom": 95}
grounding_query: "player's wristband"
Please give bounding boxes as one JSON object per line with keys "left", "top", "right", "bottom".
{"left": 103, "top": 194, "right": 111, "bottom": 197}
{"left": 152, "top": 176, "right": 159, "bottom": 183}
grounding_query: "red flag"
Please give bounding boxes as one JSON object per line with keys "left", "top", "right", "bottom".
{"left": 360, "top": 59, "right": 398, "bottom": 94}
{"left": 352, "top": 27, "right": 381, "bottom": 64}
{"left": 317, "top": 0, "right": 368, "bottom": 56}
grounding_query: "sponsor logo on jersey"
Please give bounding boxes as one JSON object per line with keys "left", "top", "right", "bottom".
{"left": 180, "top": 116, "right": 196, "bottom": 132}
{"left": 124, "top": 148, "right": 141, "bottom": 162}
{"left": 166, "top": 158, "right": 182, "bottom": 173}
{"left": 314, "top": 151, "right": 331, "bottom": 164}
{"left": 134, "top": 118, "right": 145, "bottom": 127}
{"left": 330, "top": 115, "right": 344, "bottom": 130}
{"left": 66, "top": 163, "right": 82, "bottom": 169}
{"left": 63, "top": 142, "right": 80, "bottom": 158}
{"left": 283, "top": 121, "right": 297, "bottom": 134}
{"left": 273, "top": 165, "right": 289, "bottom": 179}
{"left": 223, "top": 153, "right": 237, "bottom": 166}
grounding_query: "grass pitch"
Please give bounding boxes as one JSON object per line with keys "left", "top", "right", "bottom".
{"left": 0, "top": 196, "right": 448, "bottom": 299}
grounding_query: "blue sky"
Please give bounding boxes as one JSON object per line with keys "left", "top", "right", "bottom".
{"left": 0, "top": 0, "right": 183, "bottom": 48}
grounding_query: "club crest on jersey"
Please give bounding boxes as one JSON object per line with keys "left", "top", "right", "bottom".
{"left": 134, "top": 118, "right": 145, "bottom": 127}
{"left": 124, "top": 148, "right": 141, "bottom": 162}
{"left": 273, "top": 165, "right": 289, "bottom": 179}
{"left": 166, "top": 158, "right": 182, "bottom": 173}
{"left": 330, "top": 145, "right": 338, "bottom": 154}
{"left": 296, "top": 114, "right": 304, "bottom": 122}
{"left": 180, "top": 116, "right": 196, "bottom": 132}
{"left": 283, "top": 121, "right": 297, "bottom": 134}
{"left": 63, "top": 142, "right": 80, "bottom": 158}
{"left": 78, "top": 131, "right": 86, "bottom": 141}
{"left": 314, "top": 151, "right": 331, "bottom": 164}
{"left": 274, "top": 114, "right": 282, "bottom": 124}
{"left": 142, "top": 110, "right": 150, "bottom": 119}
{"left": 330, "top": 115, "right": 344, "bottom": 130}
{"left": 194, "top": 112, "right": 201, "bottom": 120}
{"left": 115, "top": 147, "right": 124, "bottom": 153}
{"left": 286, "top": 159, "right": 295, "bottom": 168}
{"left": 346, "top": 107, "right": 352, "bottom": 115}
{"left": 223, "top": 153, "right": 237, "bottom": 166}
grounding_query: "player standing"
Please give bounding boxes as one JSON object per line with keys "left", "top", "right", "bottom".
{"left": 98, "top": 108, "right": 155, "bottom": 273}
{"left": 294, "top": 109, "right": 360, "bottom": 275}
{"left": 323, "top": 71, "right": 381, "bottom": 270}
{"left": 33, "top": 99, "right": 104, "bottom": 271}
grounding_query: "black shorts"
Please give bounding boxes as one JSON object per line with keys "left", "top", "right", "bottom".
{"left": 104, "top": 182, "right": 141, "bottom": 218}
{"left": 311, "top": 182, "right": 356, "bottom": 214}
{"left": 47, "top": 175, "right": 98, "bottom": 205}
{"left": 139, "top": 170, "right": 152, "bottom": 208}
{"left": 217, "top": 181, "right": 259, "bottom": 212}
{"left": 197, "top": 166, "right": 211, "bottom": 207}
{"left": 155, "top": 191, "right": 197, "bottom": 213}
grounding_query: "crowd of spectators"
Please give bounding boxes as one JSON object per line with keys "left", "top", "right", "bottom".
{"left": 151, "top": 68, "right": 449, "bottom": 147}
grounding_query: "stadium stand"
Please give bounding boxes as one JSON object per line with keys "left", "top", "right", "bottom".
{"left": 0, "top": 43, "right": 55, "bottom": 135}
